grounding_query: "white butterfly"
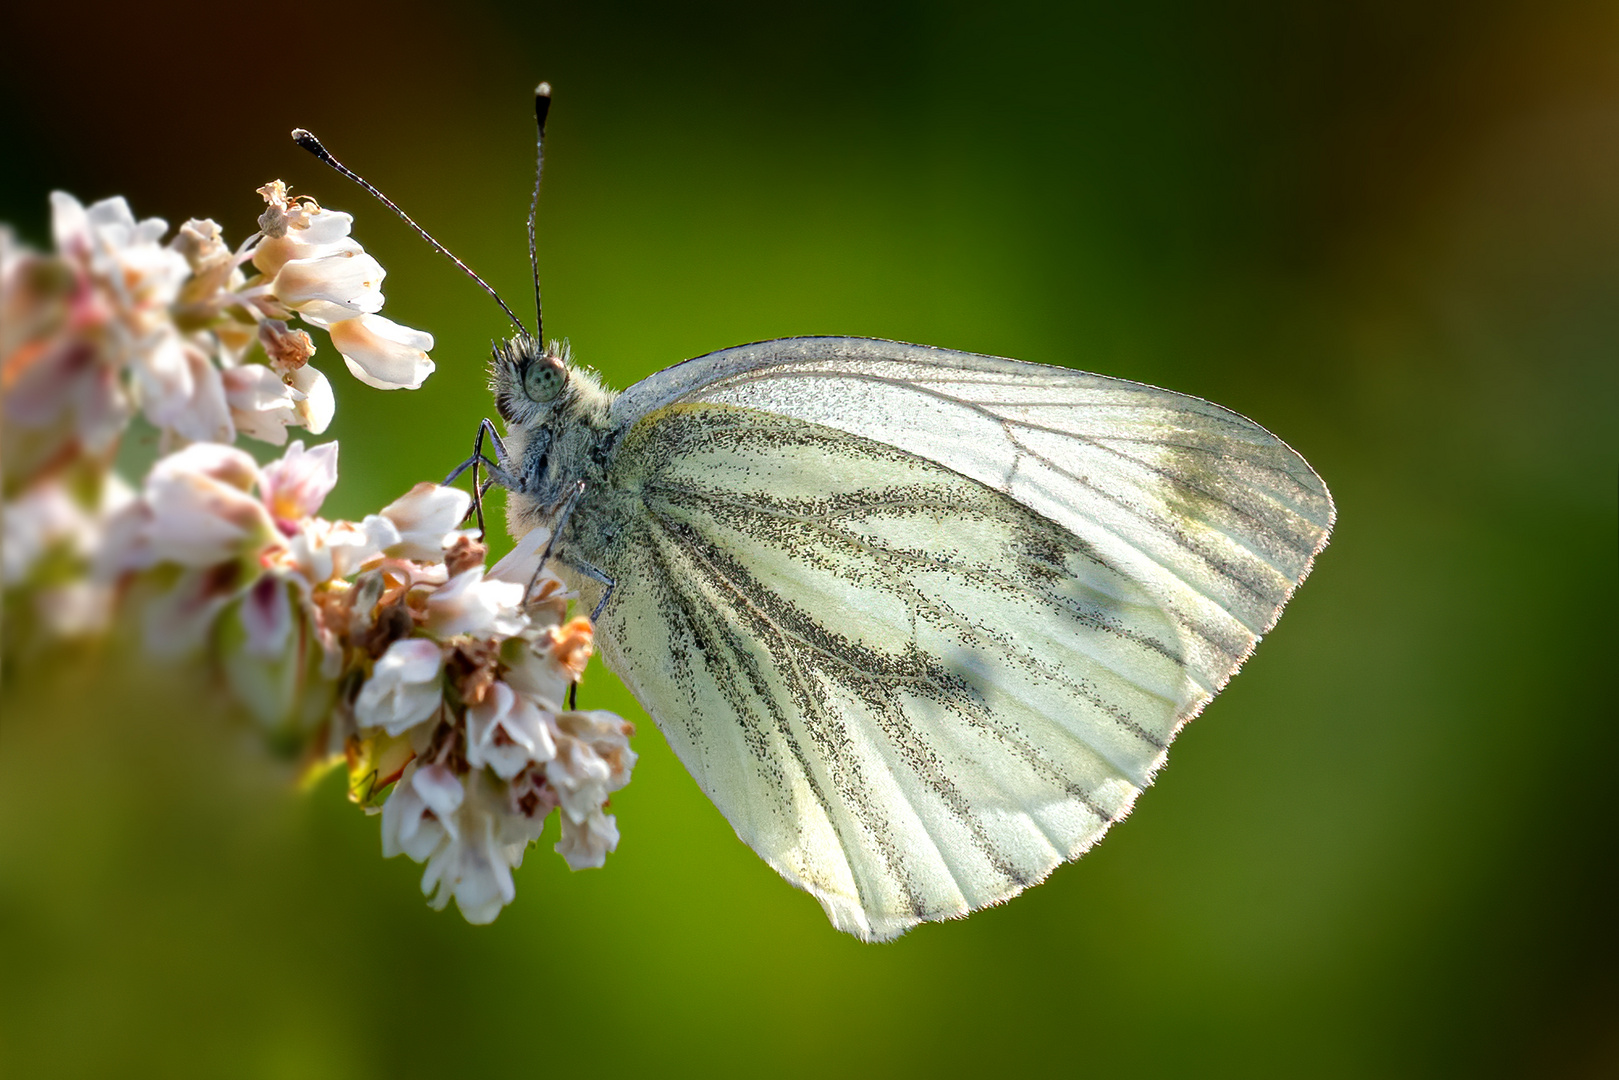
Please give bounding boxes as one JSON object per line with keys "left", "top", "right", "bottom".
{"left": 297, "top": 89, "right": 1334, "bottom": 940}
{"left": 486, "top": 334, "right": 1334, "bottom": 941}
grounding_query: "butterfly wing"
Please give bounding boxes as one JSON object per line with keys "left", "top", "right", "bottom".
{"left": 584, "top": 337, "right": 1333, "bottom": 940}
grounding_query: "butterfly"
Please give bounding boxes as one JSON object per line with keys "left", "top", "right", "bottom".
{"left": 297, "top": 86, "right": 1334, "bottom": 941}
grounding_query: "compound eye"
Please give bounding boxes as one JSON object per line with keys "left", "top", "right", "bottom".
{"left": 522, "top": 356, "right": 567, "bottom": 403}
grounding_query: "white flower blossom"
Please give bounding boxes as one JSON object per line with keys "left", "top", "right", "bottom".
{"left": 4, "top": 184, "right": 631, "bottom": 927}
{"left": 222, "top": 364, "right": 304, "bottom": 445}
{"left": 465, "top": 680, "right": 556, "bottom": 780}
{"left": 381, "top": 761, "right": 461, "bottom": 863}
{"left": 355, "top": 637, "right": 444, "bottom": 735}
{"left": 547, "top": 709, "right": 638, "bottom": 825}
{"left": 424, "top": 567, "right": 526, "bottom": 639}
{"left": 286, "top": 363, "right": 335, "bottom": 433}
{"left": 556, "top": 807, "right": 621, "bottom": 870}
{"left": 329, "top": 313, "right": 435, "bottom": 390}
{"left": 268, "top": 250, "right": 386, "bottom": 321}
{"left": 379, "top": 483, "right": 472, "bottom": 561}
{"left": 418, "top": 769, "right": 546, "bottom": 924}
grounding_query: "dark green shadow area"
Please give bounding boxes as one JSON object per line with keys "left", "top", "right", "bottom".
{"left": 2, "top": 2, "right": 1614, "bottom": 1077}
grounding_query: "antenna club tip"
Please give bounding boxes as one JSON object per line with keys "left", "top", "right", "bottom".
{"left": 291, "top": 128, "right": 324, "bottom": 153}
{"left": 535, "top": 82, "right": 552, "bottom": 99}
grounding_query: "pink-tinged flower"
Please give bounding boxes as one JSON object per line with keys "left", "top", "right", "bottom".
{"left": 139, "top": 564, "right": 251, "bottom": 656}
{"left": 381, "top": 761, "right": 461, "bottom": 863}
{"left": 379, "top": 483, "right": 472, "bottom": 561}
{"left": 423, "top": 567, "right": 526, "bottom": 639}
{"left": 328, "top": 314, "right": 434, "bottom": 390}
{"left": 50, "top": 193, "right": 189, "bottom": 312}
{"left": 141, "top": 443, "right": 278, "bottom": 567}
{"left": 237, "top": 572, "right": 296, "bottom": 658}
{"left": 268, "top": 250, "right": 385, "bottom": 322}
{"left": 259, "top": 440, "right": 338, "bottom": 522}
{"left": 465, "top": 680, "right": 556, "bottom": 780}
{"left": 355, "top": 637, "right": 444, "bottom": 735}
{"left": 218, "top": 574, "right": 310, "bottom": 729}
{"left": 556, "top": 808, "right": 620, "bottom": 870}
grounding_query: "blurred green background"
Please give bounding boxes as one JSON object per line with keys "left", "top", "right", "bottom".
{"left": 2, "top": 1, "right": 1614, "bottom": 1076}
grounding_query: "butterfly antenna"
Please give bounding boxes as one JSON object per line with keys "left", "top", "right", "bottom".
{"left": 527, "top": 82, "right": 551, "bottom": 346}
{"left": 290, "top": 128, "right": 529, "bottom": 335}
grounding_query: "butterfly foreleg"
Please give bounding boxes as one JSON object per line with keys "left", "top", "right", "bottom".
{"left": 525, "top": 479, "right": 587, "bottom": 604}
{"left": 445, "top": 418, "right": 519, "bottom": 536}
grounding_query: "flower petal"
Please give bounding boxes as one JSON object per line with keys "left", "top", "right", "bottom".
{"left": 328, "top": 314, "right": 434, "bottom": 390}
{"left": 260, "top": 439, "right": 338, "bottom": 522}
{"left": 379, "top": 483, "right": 471, "bottom": 561}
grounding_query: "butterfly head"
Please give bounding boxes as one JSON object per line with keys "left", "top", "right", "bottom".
{"left": 491, "top": 334, "right": 594, "bottom": 426}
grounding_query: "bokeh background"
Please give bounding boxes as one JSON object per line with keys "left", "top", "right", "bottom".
{"left": 2, "top": 2, "right": 1614, "bottom": 1076}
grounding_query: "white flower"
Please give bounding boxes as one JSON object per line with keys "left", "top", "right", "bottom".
{"left": 328, "top": 314, "right": 435, "bottom": 390}
{"left": 547, "top": 710, "right": 637, "bottom": 825}
{"left": 222, "top": 364, "right": 301, "bottom": 445}
{"left": 487, "top": 524, "right": 551, "bottom": 586}
{"left": 251, "top": 197, "right": 361, "bottom": 279}
{"left": 141, "top": 443, "right": 278, "bottom": 567}
{"left": 381, "top": 761, "right": 461, "bottom": 863}
{"left": 219, "top": 574, "right": 308, "bottom": 729}
{"left": 2, "top": 482, "right": 90, "bottom": 585}
{"left": 287, "top": 514, "right": 397, "bottom": 583}
{"left": 424, "top": 567, "right": 526, "bottom": 639}
{"left": 556, "top": 808, "right": 620, "bottom": 870}
{"left": 259, "top": 439, "right": 338, "bottom": 522}
{"left": 379, "top": 483, "right": 472, "bottom": 561}
{"left": 268, "top": 250, "right": 386, "bottom": 322}
{"left": 51, "top": 192, "right": 189, "bottom": 314}
{"left": 421, "top": 770, "right": 545, "bottom": 924}
{"left": 500, "top": 635, "right": 573, "bottom": 711}
{"left": 355, "top": 638, "right": 444, "bottom": 735}
{"left": 131, "top": 332, "right": 235, "bottom": 444}
{"left": 465, "top": 680, "right": 556, "bottom": 780}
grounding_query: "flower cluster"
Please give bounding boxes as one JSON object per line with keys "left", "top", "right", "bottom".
{"left": 2, "top": 183, "right": 432, "bottom": 642}
{"left": 1, "top": 188, "right": 632, "bottom": 924}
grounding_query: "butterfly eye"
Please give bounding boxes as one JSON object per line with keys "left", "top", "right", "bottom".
{"left": 523, "top": 357, "right": 567, "bottom": 403}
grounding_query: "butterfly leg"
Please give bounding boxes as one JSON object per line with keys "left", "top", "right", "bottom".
{"left": 556, "top": 557, "right": 615, "bottom": 623}
{"left": 444, "top": 418, "right": 518, "bottom": 537}
{"left": 525, "top": 480, "right": 586, "bottom": 604}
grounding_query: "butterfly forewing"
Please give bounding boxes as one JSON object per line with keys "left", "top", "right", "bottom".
{"left": 578, "top": 338, "right": 1333, "bottom": 939}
